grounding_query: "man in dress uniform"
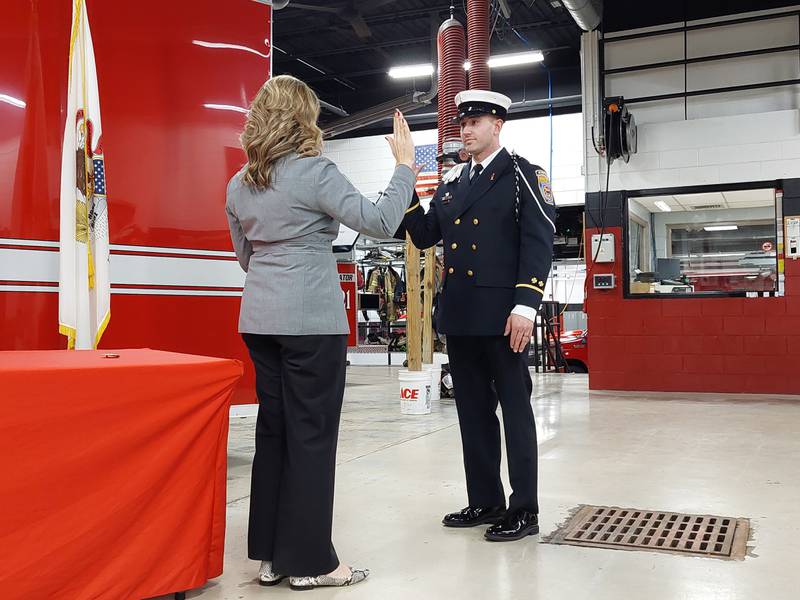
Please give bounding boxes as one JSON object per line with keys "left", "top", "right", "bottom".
{"left": 396, "top": 90, "right": 556, "bottom": 541}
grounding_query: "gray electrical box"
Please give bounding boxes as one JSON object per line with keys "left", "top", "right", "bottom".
{"left": 591, "top": 233, "right": 615, "bottom": 263}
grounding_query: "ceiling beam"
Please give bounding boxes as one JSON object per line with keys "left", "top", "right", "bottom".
{"left": 283, "top": 35, "right": 431, "bottom": 59}
{"left": 272, "top": 45, "right": 358, "bottom": 90}
{"left": 275, "top": 6, "right": 453, "bottom": 37}
{"left": 281, "top": 20, "right": 578, "bottom": 60}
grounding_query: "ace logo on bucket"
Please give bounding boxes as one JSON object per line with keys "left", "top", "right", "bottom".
{"left": 401, "top": 387, "right": 420, "bottom": 400}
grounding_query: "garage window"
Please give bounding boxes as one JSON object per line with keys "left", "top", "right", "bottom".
{"left": 626, "top": 188, "right": 778, "bottom": 296}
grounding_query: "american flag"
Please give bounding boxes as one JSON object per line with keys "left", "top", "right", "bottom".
{"left": 414, "top": 144, "right": 439, "bottom": 199}
{"left": 92, "top": 157, "right": 106, "bottom": 195}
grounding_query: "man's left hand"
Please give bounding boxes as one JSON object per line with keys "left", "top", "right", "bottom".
{"left": 504, "top": 313, "right": 534, "bottom": 353}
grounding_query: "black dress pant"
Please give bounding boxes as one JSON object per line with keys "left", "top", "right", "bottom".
{"left": 446, "top": 335, "right": 538, "bottom": 513}
{"left": 243, "top": 333, "right": 348, "bottom": 577}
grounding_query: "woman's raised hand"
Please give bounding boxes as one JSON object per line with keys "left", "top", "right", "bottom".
{"left": 385, "top": 110, "right": 415, "bottom": 170}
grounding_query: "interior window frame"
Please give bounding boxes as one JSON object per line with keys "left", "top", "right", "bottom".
{"left": 622, "top": 181, "right": 781, "bottom": 300}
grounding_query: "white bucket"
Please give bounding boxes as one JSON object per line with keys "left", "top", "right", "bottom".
{"left": 423, "top": 363, "right": 441, "bottom": 403}
{"left": 398, "top": 370, "right": 432, "bottom": 415}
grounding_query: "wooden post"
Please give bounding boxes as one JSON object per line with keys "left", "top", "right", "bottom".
{"left": 405, "top": 234, "right": 422, "bottom": 371}
{"left": 422, "top": 247, "right": 435, "bottom": 363}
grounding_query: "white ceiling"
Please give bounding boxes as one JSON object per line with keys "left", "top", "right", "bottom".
{"left": 631, "top": 189, "right": 775, "bottom": 213}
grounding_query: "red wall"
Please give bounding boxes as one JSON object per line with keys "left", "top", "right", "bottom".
{"left": 586, "top": 226, "right": 800, "bottom": 395}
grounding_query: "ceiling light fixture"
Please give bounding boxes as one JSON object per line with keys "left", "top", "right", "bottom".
{"left": 486, "top": 50, "right": 544, "bottom": 68}
{"left": 654, "top": 201, "right": 672, "bottom": 212}
{"left": 388, "top": 64, "right": 434, "bottom": 79}
{"left": 391, "top": 51, "right": 545, "bottom": 78}
{"left": 704, "top": 225, "right": 739, "bottom": 232}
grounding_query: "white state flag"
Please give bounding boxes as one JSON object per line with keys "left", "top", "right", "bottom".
{"left": 59, "top": 0, "right": 110, "bottom": 350}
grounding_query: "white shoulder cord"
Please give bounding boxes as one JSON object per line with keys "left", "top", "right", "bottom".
{"left": 514, "top": 159, "right": 557, "bottom": 234}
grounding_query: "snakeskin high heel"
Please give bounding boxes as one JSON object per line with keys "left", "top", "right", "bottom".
{"left": 289, "top": 566, "right": 369, "bottom": 591}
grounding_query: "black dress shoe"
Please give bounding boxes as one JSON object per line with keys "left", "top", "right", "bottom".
{"left": 442, "top": 506, "right": 506, "bottom": 528}
{"left": 484, "top": 509, "right": 539, "bottom": 541}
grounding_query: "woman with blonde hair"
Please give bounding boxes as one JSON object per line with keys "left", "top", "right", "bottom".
{"left": 225, "top": 75, "right": 416, "bottom": 590}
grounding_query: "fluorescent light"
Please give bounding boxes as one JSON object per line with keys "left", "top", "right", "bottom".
{"left": 388, "top": 64, "right": 434, "bottom": 79}
{"left": 486, "top": 51, "right": 544, "bottom": 69}
{"left": 192, "top": 40, "right": 269, "bottom": 59}
{"left": 204, "top": 103, "right": 248, "bottom": 114}
{"left": 0, "top": 94, "right": 25, "bottom": 108}
{"left": 704, "top": 225, "right": 739, "bottom": 232}
{"left": 395, "top": 52, "right": 544, "bottom": 77}
{"left": 654, "top": 200, "right": 672, "bottom": 212}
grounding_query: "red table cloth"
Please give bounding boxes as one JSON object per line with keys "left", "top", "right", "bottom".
{"left": 0, "top": 349, "right": 243, "bottom": 599}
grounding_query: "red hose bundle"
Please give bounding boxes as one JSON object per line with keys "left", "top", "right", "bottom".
{"left": 437, "top": 18, "right": 467, "bottom": 174}
{"left": 466, "top": 0, "right": 490, "bottom": 90}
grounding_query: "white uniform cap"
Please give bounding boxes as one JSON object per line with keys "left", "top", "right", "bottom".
{"left": 453, "top": 90, "right": 512, "bottom": 121}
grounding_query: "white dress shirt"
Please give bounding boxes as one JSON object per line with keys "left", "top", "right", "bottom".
{"left": 469, "top": 146, "right": 504, "bottom": 179}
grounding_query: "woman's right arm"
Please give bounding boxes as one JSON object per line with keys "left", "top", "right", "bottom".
{"left": 315, "top": 110, "right": 417, "bottom": 239}
{"left": 315, "top": 159, "right": 415, "bottom": 239}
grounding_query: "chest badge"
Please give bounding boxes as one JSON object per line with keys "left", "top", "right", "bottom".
{"left": 442, "top": 191, "right": 453, "bottom": 204}
{"left": 490, "top": 172, "right": 496, "bottom": 181}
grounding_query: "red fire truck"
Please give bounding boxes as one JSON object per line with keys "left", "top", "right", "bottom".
{"left": 1, "top": 0, "right": 277, "bottom": 402}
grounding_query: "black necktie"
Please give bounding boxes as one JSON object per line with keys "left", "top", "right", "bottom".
{"left": 470, "top": 163, "right": 483, "bottom": 183}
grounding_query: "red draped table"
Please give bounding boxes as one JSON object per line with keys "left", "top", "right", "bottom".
{"left": 0, "top": 349, "right": 243, "bottom": 600}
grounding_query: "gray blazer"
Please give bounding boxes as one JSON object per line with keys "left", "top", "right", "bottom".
{"left": 226, "top": 153, "right": 415, "bottom": 335}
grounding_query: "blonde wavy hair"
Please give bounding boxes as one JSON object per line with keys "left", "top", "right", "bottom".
{"left": 240, "top": 75, "right": 324, "bottom": 189}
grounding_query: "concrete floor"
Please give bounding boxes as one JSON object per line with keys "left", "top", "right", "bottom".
{"left": 156, "top": 368, "right": 800, "bottom": 600}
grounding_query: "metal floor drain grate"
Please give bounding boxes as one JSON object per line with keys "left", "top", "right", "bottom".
{"left": 546, "top": 505, "right": 750, "bottom": 560}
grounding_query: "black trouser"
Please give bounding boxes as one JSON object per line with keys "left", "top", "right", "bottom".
{"left": 446, "top": 335, "right": 538, "bottom": 513}
{"left": 243, "top": 333, "right": 348, "bottom": 577}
